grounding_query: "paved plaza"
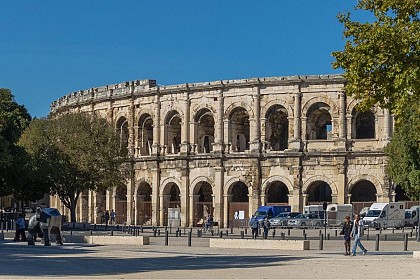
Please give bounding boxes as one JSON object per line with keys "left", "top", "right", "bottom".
{"left": 1, "top": 229, "right": 420, "bottom": 279}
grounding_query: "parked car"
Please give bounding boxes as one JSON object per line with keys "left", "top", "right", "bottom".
{"left": 269, "top": 212, "right": 301, "bottom": 227}
{"left": 287, "top": 213, "right": 322, "bottom": 228}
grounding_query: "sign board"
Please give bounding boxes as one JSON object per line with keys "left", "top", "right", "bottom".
{"left": 238, "top": 211, "right": 245, "bottom": 220}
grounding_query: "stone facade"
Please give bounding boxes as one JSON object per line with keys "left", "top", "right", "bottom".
{"left": 50, "top": 75, "right": 393, "bottom": 227}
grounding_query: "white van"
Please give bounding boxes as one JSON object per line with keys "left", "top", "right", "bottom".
{"left": 363, "top": 202, "right": 405, "bottom": 229}
{"left": 304, "top": 205, "right": 325, "bottom": 219}
{"left": 326, "top": 204, "right": 353, "bottom": 226}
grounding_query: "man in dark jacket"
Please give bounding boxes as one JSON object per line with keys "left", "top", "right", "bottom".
{"left": 340, "top": 215, "right": 352, "bottom": 255}
{"left": 249, "top": 216, "right": 259, "bottom": 239}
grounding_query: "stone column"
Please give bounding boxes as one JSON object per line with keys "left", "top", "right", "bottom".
{"left": 250, "top": 86, "right": 261, "bottom": 152}
{"left": 339, "top": 92, "right": 347, "bottom": 140}
{"left": 152, "top": 168, "right": 160, "bottom": 226}
{"left": 346, "top": 194, "right": 352, "bottom": 204}
{"left": 291, "top": 91, "right": 302, "bottom": 150}
{"left": 384, "top": 109, "right": 391, "bottom": 141}
{"left": 152, "top": 93, "right": 161, "bottom": 156}
{"left": 213, "top": 89, "right": 224, "bottom": 153}
{"left": 133, "top": 194, "right": 138, "bottom": 226}
{"left": 126, "top": 178, "right": 134, "bottom": 225}
{"left": 223, "top": 194, "right": 230, "bottom": 228}
{"left": 128, "top": 99, "right": 135, "bottom": 157}
{"left": 180, "top": 91, "right": 190, "bottom": 155}
{"left": 159, "top": 195, "right": 164, "bottom": 225}
{"left": 189, "top": 195, "right": 194, "bottom": 227}
{"left": 214, "top": 166, "right": 224, "bottom": 227}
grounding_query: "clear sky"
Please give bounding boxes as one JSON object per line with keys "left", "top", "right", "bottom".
{"left": 0, "top": 1, "right": 366, "bottom": 118}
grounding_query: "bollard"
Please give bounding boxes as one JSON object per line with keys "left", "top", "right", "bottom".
{"left": 404, "top": 233, "right": 408, "bottom": 251}
{"left": 402, "top": 227, "right": 405, "bottom": 233}
{"left": 288, "top": 229, "right": 290, "bottom": 236}
{"left": 272, "top": 230, "right": 275, "bottom": 238}
{"left": 335, "top": 229, "right": 337, "bottom": 237}
{"left": 375, "top": 234, "right": 380, "bottom": 251}
{"left": 241, "top": 231, "right": 244, "bottom": 239}
{"left": 158, "top": 229, "right": 161, "bottom": 236}
{"left": 327, "top": 233, "right": 330, "bottom": 240}
{"left": 188, "top": 231, "right": 192, "bottom": 247}
{"left": 70, "top": 230, "right": 73, "bottom": 236}
{"left": 83, "top": 223, "right": 86, "bottom": 229}
{"left": 303, "top": 229, "right": 306, "bottom": 236}
{"left": 225, "top": 230, "right": 229, "bottom": 237}
{"left": 165, "top": 231, "right": 169, "bottom": 246}
{"left": 303, "top": 233, "right": 307, "bottom": 240}
{"left": 319, "top": 229, "right": 322, "bottom": 236}
{"left": 197, "top": 229, "right": 200, "bottom": 237}
{"left": 319, "top": 234, "right": 324, "bottom": 250}
{"left": 219, "top": 231, "right": 223, "bottom": 238}
{"left": 384, "top": 234, "right": 387, "bottom": 241}
{"left": 90, "top": 230, "right": 93, "bottom": 236}
{"left": 245, "top": 228, "right": 247, "bottom": 235}
{"left": 141, "top": 226, "right": 144, "bottom": 233}
{"left": 153, "top": 229, "right": 157, "bottom": 237}
{"left": 176, "top": 230, "right": 179, "bottom": 237}
{"left": 392, "top": 228, "right": 395, "bottom": 234}
{"left": 111, "top": 230, "right": 114, "bottom": 236}
{"left": 117, "top": 225, "right": 119, "bottom": 231}
{"left": 230, "top": 227, "right": 233, "bottom": 234}
{"left": 211, "top": 229, "right": 214, "bottom": 236}
{"left": 94, "top": 224, "right": 97, "bottom": 230}
{"left": 281, "top": 232, "right": 285, "bottom": 240}
{"left": 379, "top": 228, "right": 382, "bottom": 234}
{"left": 178, "top": 229, "right": 182, "bottom": 237}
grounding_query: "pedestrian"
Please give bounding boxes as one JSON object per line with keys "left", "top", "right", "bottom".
{"left": 110, "top": 209, "right": 116, "bottom": 225}
{"left": 340, "top": 215, "right": 353, "bottom": 255}
{"left": 204, "top": 215, "right": 213, "bottom": 232}
{"left": 14, "top": 214, "right": 27, "bottom": 242}
{"left": 249, "top": 215, "right": 259, "bottom": 239}
{"left": 263, "top": 216, "right": 271, "bottom": 239}
{"left": 104, "top": 210, "right": 110, "bottom": 228}
{"left": 350, "top": 214, "right": 367, "bottom": 256}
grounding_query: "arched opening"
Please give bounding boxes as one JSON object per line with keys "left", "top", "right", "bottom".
{"left": 307, "top": 181, "right": 332, "bottom": 204}
{"left": 265, "top": 105, "right": 289, "bottom": 151}
{"left": 265, "top": 181, "right": 289, "bottom": 205}
{"left": 136, "top": 182, "right": 152, "bottom": 225}
{"left": 229, "top": 107, "right": 250, "bottom": 152}
{"left": 353, "top": 110, "right": 375, "bottom": 139}
{"left": 165, "top": 111, "right": 181, "bottom": 154}
{"left": 162, "top": 183, "right": 181, "bottom": 226}
{"left": 394, "top": 185, "right": 410, "bottom": 202}
{"left": 228, "top": 181, "right": 249, "bottom": 227}
{"left": 138, "top": 114, "right": 153, "bottom": 156}
{"left": 306, "top": 102, "right": 332, "bottom": 140}
{"left": 350, "top": 180, "right": 377, "bottom": 214}
{"left": 194, "top": 109, "right": 215, "bottom": 153}
{"left": 116, "top": 117, "right": 129, "bottom": 156}
{"left": 114, "top": 185, "right": 127, "bottom": 224}
{"left": 193, "top": 181, "right": 213, "bottom": 226}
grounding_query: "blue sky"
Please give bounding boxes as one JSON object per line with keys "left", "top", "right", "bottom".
{"left": 0, "top": 1, "right": 366, "bottom": 118}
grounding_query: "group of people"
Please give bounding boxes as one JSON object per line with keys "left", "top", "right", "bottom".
{"left": 103, "top": 209, "right": 116, "bottom": 226}
{"left": 249, "top": 216, "right": 271, "bottom": 239}
{"left": 340, "top": 214, "right": 368, "bottom": 256}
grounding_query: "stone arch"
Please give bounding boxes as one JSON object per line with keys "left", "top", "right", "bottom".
{"left": 261, "top": 99, "right": 294, "bottom": 118}
{"left": 303, "top": 176, "right": 338, "bottom": 196}
{"left": 134, "top": 179, "right": 152, "bottom": 225}
{"left": 265, "top": 104, "right": 289, "bottom": 151}
{"left": 134, "top": 178, "right": 153, "bottom": 195}
{"left": 191, "top": 179, "right": 214, "bottom": 225}
{"left": 261, "top": 176, "right": 294, "bottom": 194}
{"left": 193, "top": 108, "right": 215, "bottom": 153}
{"left": 160, "top": 177, "right": 183, "bottom": 195}
{"left": 228, "top": 106, "right": 250, "bottom": 152}
{"left": 224, "top": 102, "right": 254, "bottom": 120}
{"left": 352, "top": 109, "right": 376, "bottom": 139}
{"left": 302, "top": 96, "right": 338, "bottom": 117}
{"left": 349, "top": 180, "right": 377, "bottom": 202}
{"left": 224, "top": 177, "right": 252, "bottom": 196}
{"left": 135, "top": 108, "right": 155, "bottom": 124}
{"left": 138, "top": 113, "right": 154, "bottom": 156}
{"left": 305, "top": 102, "right": 333, "bottom": 140}
{"left": 160, "top": 179, "right": 181, "bottom": 226}
{"left": 190, "top": 176, "right": 215, "bottom": 194}
{"left": 161, "top": 106, "right": 184, "bottom": 123}
{"left": 190, "top": 103, "right": 217, "bottom": 122}
{"left": 164, "top": 110, "right": 182, "bottom": 154}
{"left": 113, "top": 184, "right": 128, "bottom": 224}
{"left": 116, "top": 116, "right": 129, "bottom": 157}
{"left": 348, "top": 175, "right": 383, "bottom": 196}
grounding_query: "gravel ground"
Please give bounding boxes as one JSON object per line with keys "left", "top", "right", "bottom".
{"left": 1, "top": 230, "right": 420, "bottom": 279}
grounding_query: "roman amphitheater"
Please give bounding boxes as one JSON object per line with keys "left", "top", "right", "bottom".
{"left": 50, "top": 75, "right": 395, "bottom": 227}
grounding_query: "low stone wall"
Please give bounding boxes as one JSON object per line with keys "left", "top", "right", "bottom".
{"left": 210, "top": 238, "right": 310, "bottom": 250}
{"left": 413, "top": 251, "right": 420, "bottom": 259}
{"left": 62, "top": 235, "right": 149, "bottom": 245}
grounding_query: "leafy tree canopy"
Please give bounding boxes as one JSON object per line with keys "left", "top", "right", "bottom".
{"left": 19, "top": 113, "right": 127, "bottom": 222}
{"left": 333, "top": 0, "right": 420, "bottom": 120}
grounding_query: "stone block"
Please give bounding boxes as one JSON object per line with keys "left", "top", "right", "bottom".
{"left": 88, "top": 235, "right": 149, "bottom": 245}
{"left": 413, "top": 251, "right": 420, "bottom": 259}
{"left": 209, "top": 238, "right": 310, "bottom": 250}
{"left": 63, "top": 235, "right": 89, "bottom": 243}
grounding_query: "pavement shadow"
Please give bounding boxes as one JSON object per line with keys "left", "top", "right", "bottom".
{"left": 0, "top": 243, "right": 313, "bottom": 277}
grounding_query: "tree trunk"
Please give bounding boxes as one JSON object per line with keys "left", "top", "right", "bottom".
{"left": 69, "top": 203, "right": 77, "bottom": 223}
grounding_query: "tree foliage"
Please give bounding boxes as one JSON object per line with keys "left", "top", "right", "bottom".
{"left": 0, "top": 88, "right": 32, "bottom": 201}
{"left": 385, "top": 103, "right": 420, "bottom": 199}
{"left": 19, "top": 113, "right": 127, "bottom": 222}
{"left": 332, "top": 0, "right": 420, "bottom": 120}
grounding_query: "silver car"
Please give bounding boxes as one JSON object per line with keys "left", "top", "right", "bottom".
{"left": 287, "top": 213, "right": 323, "bottom": 228}
{"left": 269, "top": 212, "right": 301, "bottom": 227}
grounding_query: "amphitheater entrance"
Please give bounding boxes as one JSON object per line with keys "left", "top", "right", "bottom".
{"left": 116, "top": 117, "right": 129, "bottom": 156}
{"left": 265, "top": 181, "right": 289, "bottom": 205}
{"left": 114, "top": 185, "right": 127, "bottom": 224}
{"left": 265, "top": 105, "right": 289, "bottom": 151}
{"left": 194, "top": 109, "right": 215, "bottom": 154}
{"left": 162, "top": 183, "right": 181, "bottom": 226}
{"left": 229, "top": 107, "right": 250, "bottom": 152}
{"left": 135, "top": 182, "right": 152, "bottom": 225}
{"left": 138, "top": 114, "right": 153, "bottom": 156}
{"left": 228, "top": 181, "right": 249, "bottom": 227}
{"left": 350, "top": 180, "right": 377, "bottom": 213}
{"left": 193, "top": 181, "right": 213, "bottom": 226}
{"left": 306, "top": 102, "right": 332, "bottom": 140}
{"left": 306, "top": 181, "right": 332, "bottom": 204}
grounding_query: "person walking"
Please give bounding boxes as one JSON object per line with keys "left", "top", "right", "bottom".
{"left": 340, "top": 215, "right": 353, "bottom": 255}
{"left": 104, "top": 210, "right": 110, "bottom": 228}
{"left": 263, "top": 217, "right": 271, "bottom": 239}
{"left": 110, "top": 209, "right": 116, "bottom": 225}
{"left": 350, "top": 214, "right": 367, "bottom": 256}
{"left": 249, "top": 216, "right": 259, "bottom": 239}
{"left": 14, "top": 214, "right": 27, "bottom": 242}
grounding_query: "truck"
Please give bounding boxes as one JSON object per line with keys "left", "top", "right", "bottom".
{"left": 253, "top": 205, "right": 291, "bottom": 221}
{"left": 363, "top": 202, "right": 405, "bottom": 229}
{"left": 325, "top": 204, "right": 353, "bottom": 227}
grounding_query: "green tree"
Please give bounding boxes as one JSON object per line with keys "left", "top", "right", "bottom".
{"left": 0, "top": 88, "right": 32, "bottom": 208}
{"left": 332, "top": 0, "right": 420, "bottom": 119}
{"left": 19, "top": 113, "right": 127, "bottom": 222}
{"left": 385, "top": 103, "right": 420, "bottom": 200}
